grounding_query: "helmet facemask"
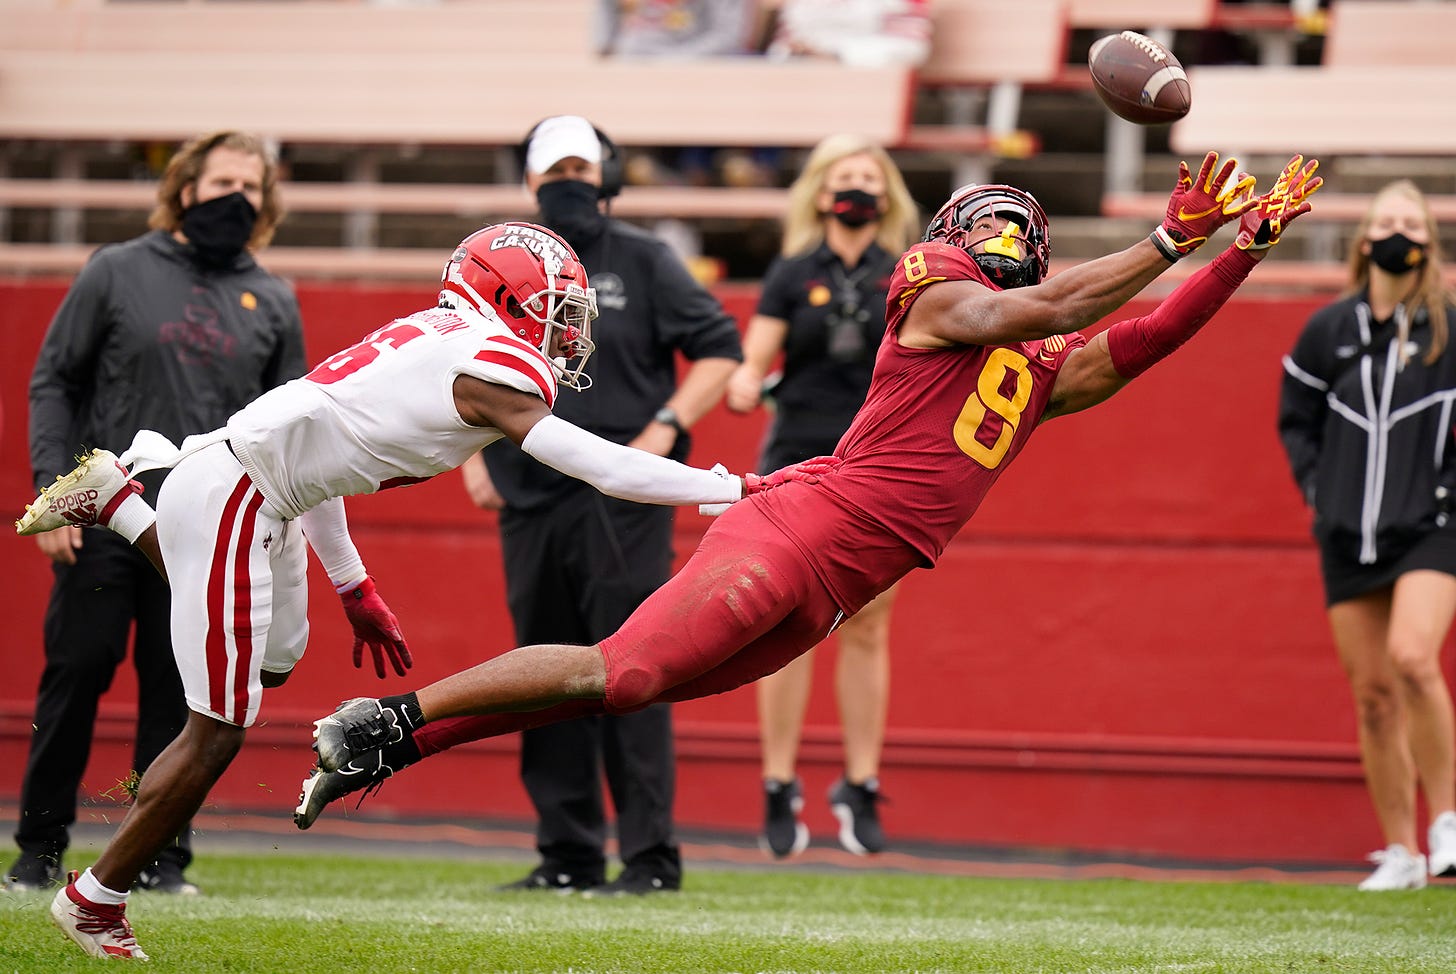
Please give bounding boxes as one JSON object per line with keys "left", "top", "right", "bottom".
{"left": 532, "top": 278, "right": 598, "bottom": 391}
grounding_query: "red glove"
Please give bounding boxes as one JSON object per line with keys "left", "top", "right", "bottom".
{"left": 340, "top": 576, "right": 412, "bottom": 678}
{"left": 743, "top": 455, "right": 841, "bottom": 495}
{"left": 1235, "top": 154, "right": 1322, "bottom": 252}
{"left": 1151, "top": 151, "right": 1258, "bottom": 261}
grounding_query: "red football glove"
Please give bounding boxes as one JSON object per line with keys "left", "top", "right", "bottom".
{"left": 340, "top": 576, "right": 412, "bottom": 679}
{"left": 1151, "top": 151, "right": 1259, "bottom": 260}
{"left": 1235, "top": 154, "right": 1323, "bottom": 252}
{"left": 743, "top": 455, "right": 841, "bottom": 495}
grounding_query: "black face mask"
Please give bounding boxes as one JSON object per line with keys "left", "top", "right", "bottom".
{"left": 536, "top": 179, "right": 607, "bottom": 250}
{"left": 181, "top": 192, "right": 257, "bottom": 268}
{"left": 1368, "top": 232, "right": 1428, "bottom": 275}
{"left": 828, "top": 188, "right": 882, "bottom": 229}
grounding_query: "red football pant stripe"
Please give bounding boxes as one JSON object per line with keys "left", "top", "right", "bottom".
{"left": 205, "top": 474, "right": 254, "bottom": 722}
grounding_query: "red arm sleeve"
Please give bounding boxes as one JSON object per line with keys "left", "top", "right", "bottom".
{"left": 1105, "top": 247, "right": 1260, "bottom": 379}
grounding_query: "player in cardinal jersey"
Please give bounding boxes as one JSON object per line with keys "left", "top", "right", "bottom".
{"left": 291, "top": 153, "right": 1325, "bottom": 841}
{"left": 15, "top": 222, "right": 830, "bottom": 962}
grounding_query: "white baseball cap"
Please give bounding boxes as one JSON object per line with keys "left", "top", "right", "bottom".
{"left": 524, "top": 115, "right": 602, "bottom": 175}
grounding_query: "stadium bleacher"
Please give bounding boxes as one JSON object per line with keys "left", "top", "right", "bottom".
{"left": 1, "top": 0, "right": 1451, "bottom": 283}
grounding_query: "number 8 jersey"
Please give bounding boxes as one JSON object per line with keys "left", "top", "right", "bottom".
{"left": 751, "top": 241, "right": 1087, "bottom": 614}
{"left": 226, "top": 305, "right": 555, "bottom": 520}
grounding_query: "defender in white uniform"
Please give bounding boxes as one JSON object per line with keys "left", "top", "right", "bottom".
{"left": 19, "top": 223, "right": 827, "bottom": 962}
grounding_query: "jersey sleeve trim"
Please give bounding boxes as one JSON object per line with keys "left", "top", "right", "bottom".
{"left": 463, "top": 333, "right": 557, "bottom": 406}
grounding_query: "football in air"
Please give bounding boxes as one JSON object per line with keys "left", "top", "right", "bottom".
{"left": 1088, "top": 30, "right": 1191, "bottom": 125}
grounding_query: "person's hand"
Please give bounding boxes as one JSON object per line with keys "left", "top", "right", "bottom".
{"left": 743, "top": 455, "right": 841, "bottom": 495}
{"left": 36, "top": 525, "right": 83, "bottom": 565}
{"left": 339, "top": 577, "right": 412, "bottom": 678}
{"left": 725, "top": 364, "right": 766, "bottom": 414}
{"left": 459, "top": 453, "right": 505, "bottom": 511}
{"left": 1152, "top": 151, "right": 1259, "bottom": 260}
{"left": 627, "top": 423, "right": 677, "bottom": 458}
{"left": 1235, "top": 155, "right": 1323, "bottom": 254}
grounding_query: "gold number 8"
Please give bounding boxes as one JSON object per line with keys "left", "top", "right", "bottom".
{"left": 903, "top": 251, "right": 928, "bottom": 283}
{"left": 953, "top": 348, "right": 1033, "bottom": 468}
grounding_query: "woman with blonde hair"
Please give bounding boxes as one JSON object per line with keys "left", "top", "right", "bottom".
{"left": 1279, "top": 179, "right": 1456, "bottom": 890}
{"left": 726, "top": 133, "right": 917, "bottom": 857}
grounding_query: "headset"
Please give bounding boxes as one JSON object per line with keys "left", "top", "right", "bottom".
{"left": 518, "top": 118, "right": 623, "bottom": 201}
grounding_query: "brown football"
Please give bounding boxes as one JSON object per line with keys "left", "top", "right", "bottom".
{"left": 1088, "top": 31, "right": 1191, "bottom": 125}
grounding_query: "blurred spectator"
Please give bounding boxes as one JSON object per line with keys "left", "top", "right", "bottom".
{"left": 598, "top": 0, "right": 764, "bottom": 58}
{"left": 1278, "top": 179, "right": 1456, "bottom": 891}
{"left": 767, "top": 0, "right": 930, "bottom": 68}
{"left": 724, "top": 133, "right": 919, "bottom": 857}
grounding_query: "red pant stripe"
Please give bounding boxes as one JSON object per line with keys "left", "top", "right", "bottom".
{"left": 228, "top": 489, "right": 266, "bottom": 723}
{"left": 205, "top": 474, "right": 253, "bottom": 721}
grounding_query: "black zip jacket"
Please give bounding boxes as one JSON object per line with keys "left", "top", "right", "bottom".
{"left": 1278, "top": 292, "right": 1456, "bottom": 564}
{"left": 28, "top": 230, "right": 307, "bottom": 494}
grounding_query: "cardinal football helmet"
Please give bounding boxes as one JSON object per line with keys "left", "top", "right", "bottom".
{"left": 923, "top": 184, "right": 1051, "bottom": 289}
{"left": 440, "top": 222, "right": 598, "bottom": 390}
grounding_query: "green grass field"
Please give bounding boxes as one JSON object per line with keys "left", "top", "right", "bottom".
{"left": 2, "top": 852, "right": 1452, "bottom": 973}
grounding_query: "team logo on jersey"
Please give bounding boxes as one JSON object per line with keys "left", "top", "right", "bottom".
{"left": 1038, "top": 334, "right": 1066, "bottom": 361}
{"left": 592, "top": 271, "right": 627, "bottom": 312}
{"left": 488, "top": 225, "right": 570, "bottom": 274}
{"left": 808, "top": 284, "right": 831, "bottom": 306}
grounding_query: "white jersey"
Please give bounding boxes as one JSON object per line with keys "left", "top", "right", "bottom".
{"left": 226, "top": 305, "right": 556, "bottom": 519}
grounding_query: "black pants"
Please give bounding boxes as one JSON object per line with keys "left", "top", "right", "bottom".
{"left": 500, "top": 490, "right": 681, "bottom": 882}
{"left": 15, "top": 530, "right": 192, "bottom": 869}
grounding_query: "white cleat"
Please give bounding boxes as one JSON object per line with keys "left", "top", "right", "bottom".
{"left": 51, "top": 872, "right": 149, "bottom": 960}
{"left": 15, "top": 449, "right": 142, "bottom": 536}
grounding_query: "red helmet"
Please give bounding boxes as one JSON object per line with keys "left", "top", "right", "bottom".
{"left": 440, "top": 222, "right": 598, "bottom": 389}
{"left": 923, "top": 184, "right": 1051, "bottom": 288}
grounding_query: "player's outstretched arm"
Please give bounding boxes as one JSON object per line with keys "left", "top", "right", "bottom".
{"left": 911, "top": 152, "right": 1258, "bottom": 348}
{"left": 1042, "top": 155, "right": 1321, "bottom": 420}
{"left": 299, "top": 497, "right": 412, "bottom": 679}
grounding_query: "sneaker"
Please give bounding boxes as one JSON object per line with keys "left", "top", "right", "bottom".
{"left": 828, "top": 777, "right": 887, "bottom": 855}
{"left": 313, "top": 697, "right": 403, "bottom": 772}
{"left": 1428, "top": 811, "right": 1456, "bottom": 877}
{"left": 580, "top": 867, "right": 679, "bottom": 898}
{"left": 135, "top": 858, "right": 201, "bottom": 895}
{"left": 294, "top": 749, "right": 396, "bottom": 830}
{"left": 1358, "top": 843, "right": 1427, "bottom": 891}
{"left": 761, "top": 778, "right": 809, "bottom": 859}
{"left": 3, "top": 851, "right": 62, "bottom": 892}
{"left": 50, "top": 871, "right": 149, "bottom": 960}
{"left": 495, "top": 865, "right": 602, "bottom": 894}
{"left": 15, "top": 448, "right": 143, "bottom": 536}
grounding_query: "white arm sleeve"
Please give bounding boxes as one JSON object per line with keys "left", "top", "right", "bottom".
{"left": 298, "top": 496, "right": 368, "bottom": 591}
{"left": 520, "top": 415, "right": 743, "bottom": 506}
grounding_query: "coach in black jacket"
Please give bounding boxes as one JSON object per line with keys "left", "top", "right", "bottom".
{"left": 460, "top": 116, "right": 741, "bottom": 895}
{"left": 10, "top": 132, "right": 306, "bottom": 895}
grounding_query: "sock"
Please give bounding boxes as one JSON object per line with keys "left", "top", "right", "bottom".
{"left": 380, "top": 692, "right": 425, "bottom": 732}
{"left": 105, "top": 493, "right": 157, "bottom": 544}
{"left": 75, "top": 867, "right": 127, "bottom": 905}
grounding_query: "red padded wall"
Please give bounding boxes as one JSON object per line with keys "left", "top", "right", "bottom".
{"left": 1, "top": 275, "right": 1443, "bottom": 866}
